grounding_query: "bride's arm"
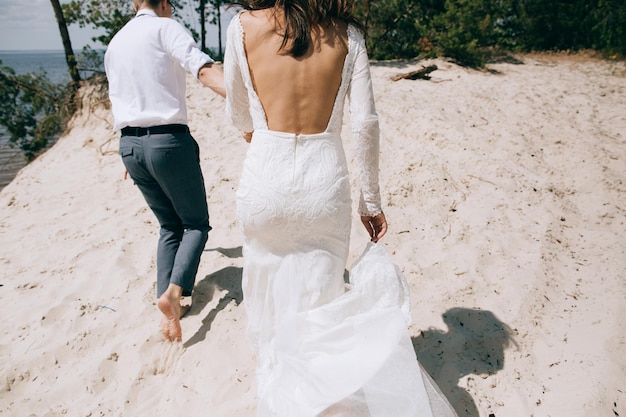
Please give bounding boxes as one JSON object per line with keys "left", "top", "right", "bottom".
{"left": 348, "top": 28, "right": 387, "bottom": 241}
{"left": 224, "top": 15, "right": 254, "bottom": 135}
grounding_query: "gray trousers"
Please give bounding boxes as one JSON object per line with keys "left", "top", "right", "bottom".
{"left": 119, "top": 130, "right": 210, "bottom": 298}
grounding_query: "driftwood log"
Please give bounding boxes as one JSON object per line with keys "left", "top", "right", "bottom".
{"left": 391, "top": 65, "right": 438, "bottom": 81}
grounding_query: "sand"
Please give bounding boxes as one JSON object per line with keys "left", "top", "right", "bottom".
{"left": 1, "top": 53, "right": 625, "bottom": 417}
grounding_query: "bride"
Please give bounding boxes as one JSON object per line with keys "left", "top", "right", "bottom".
{"left": 224, "top": 0, "right": 459, "bottom": 415}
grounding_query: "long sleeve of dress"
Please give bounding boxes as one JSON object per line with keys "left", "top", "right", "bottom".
{"left": 348, "top": 30, "right": 382, "bottom": 216}
{"left": 224, "top": 16, "right": 254, "bottom": 133}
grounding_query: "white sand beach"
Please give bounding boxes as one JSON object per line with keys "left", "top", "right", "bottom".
{"left": 1, "top": 54, "right": 625, "bottom": 417}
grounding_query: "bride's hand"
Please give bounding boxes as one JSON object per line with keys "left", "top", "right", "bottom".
{"left": 360, "top": 212, "right": 387, "bottom": 243}
{"left": 242, "top": 131, "right": 253, "bottom": 143}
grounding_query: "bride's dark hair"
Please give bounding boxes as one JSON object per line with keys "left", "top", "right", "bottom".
{"left": 231, "top": 0, "right": 364, "bottom": 57}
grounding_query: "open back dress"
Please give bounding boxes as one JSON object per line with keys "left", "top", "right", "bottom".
{"left": 224, "top": 11, "right": 459, "bottom": 417}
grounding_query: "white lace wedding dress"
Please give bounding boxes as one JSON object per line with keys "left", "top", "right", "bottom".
{"left": 224, "top": 12, "right": 459, "bottom": 417}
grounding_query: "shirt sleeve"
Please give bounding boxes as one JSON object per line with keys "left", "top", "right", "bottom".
{"left": 224, "top": 15, "right": 254, "bottom": 133}
{"left": 162, "top": 19, "right": 214, "bottom": 80}
{"left": 348, "top": 28, "right": 382, "bottom": 216}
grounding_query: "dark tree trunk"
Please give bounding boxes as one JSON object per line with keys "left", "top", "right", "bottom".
{"left": 216, "top": 2, "right": 222, "bottom": 59}
{"left": 200, "top": 0, "right": 207, "bottom": 51}
{"left": 49, "top": 0, "right": 81, "bottom": 83}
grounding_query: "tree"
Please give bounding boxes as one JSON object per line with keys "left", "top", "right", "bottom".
{"left": 194, "top": 0, "right": 227, "bottom": 58}
{"left": 354, "top": 0, "right": 522, "bottom": 66}
{"left": 353, "top": 0, "right": 426, "bottom": 60}
{"left": 199, "top": 0, "right": 208, "bottom": 51}
{"left": 208, "top": 0, "right": 225, "bottom": 59}
{"left": 428, "top": 0, "right": 520, "bottom": 66}
{"left": 50, "top": 0, "right": 81, "bottom": 83}
{"left": 0, "top": 1, "right": 81, "bottom": 162}
{"left": 592, "top": 0, "right": 626, "bottom": 56}
{"left": 62, "top": 0, "right": 135, "bottom": 47}
{"left": 0, "top": 64, "right": 73, "bottom": 161}
{"left": 516, "top": 0, "right": 593, "bottom": 51}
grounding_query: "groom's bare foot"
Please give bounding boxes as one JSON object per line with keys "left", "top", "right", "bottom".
{"left": 160, "top": 316, "right": 170, "bottom": 340}
{"left": 158, "top": 305, "right": 188, "bottom": 341}
{"left": 157, "top": 290, "right": 182, "bottom": 342}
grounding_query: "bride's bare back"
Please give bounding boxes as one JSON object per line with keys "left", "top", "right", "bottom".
{"left": 240, "top": 10, "right": 348, "bottom": 135}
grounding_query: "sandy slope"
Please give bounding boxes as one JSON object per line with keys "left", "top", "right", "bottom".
{"left": 1, "top": 54, "right": 625, "bottom": 417}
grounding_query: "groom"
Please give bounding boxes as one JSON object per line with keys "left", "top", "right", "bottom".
{"left": 104, "top": 0, "right": 225, "bottom": 342}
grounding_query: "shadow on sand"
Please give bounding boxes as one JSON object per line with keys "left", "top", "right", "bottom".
{"left": 183, "top": 247, "right": 244, "bottom": 348}
{"left": 412, "top": 308, "right": 516, "bottom": 417}
{"left": 184, "top": 248, "right": 515, "bottom": 416}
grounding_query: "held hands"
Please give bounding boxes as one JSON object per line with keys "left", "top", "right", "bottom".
{"left": 198, "top": 63, "right": 226, "bottom": 98}
{"left": 361, "top": 212, "right": 387, "bottom": 243}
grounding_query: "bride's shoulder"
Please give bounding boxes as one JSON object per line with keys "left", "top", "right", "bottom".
{"left": 237, "top": 9, "right": 278, "bottom": 40}
{"left": 239, "top": 9, "right": 272, "bottom": 27}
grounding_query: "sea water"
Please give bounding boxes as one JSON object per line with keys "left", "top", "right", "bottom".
{"left": 0, "top": 50, "right": 101, "bottom": 190}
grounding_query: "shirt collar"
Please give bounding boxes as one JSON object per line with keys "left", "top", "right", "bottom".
{"left": 135, "top": 9, "right": 158, "bottom": 18}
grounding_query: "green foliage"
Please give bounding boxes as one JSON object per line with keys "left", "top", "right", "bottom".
{"left": 0, "top": 62, "right": 74, "bottom": 161}
{"left": 75, "top": 45, "right": 107, "bottom": 76}
{"left": 61, "top": 0, "right": 219, "bottom": 51}
{"left": 429, "top": 0, "right": 520, "bottom": 66}
{"left": 206, "top": 0, "right": 227, "bottom": 26}
{"left": 590, "top": 0, "right": 626, "bottom": 56}
{"left": 354, "top": 0, "right": 522, "bottom": 66}
{"left": 62, "top": 0, "right": 135, "bottom": 47}
{"left": 354, "top": 0, "right": 429, "bottom": 60}
{"left": 355, "top": 0, "right": 625, "bottom": 66}
{"left": 510, "top": 0, "right": 625, "bottom": 57}
{"left": 517, "top": 0, "right": 595, "bottom": 51}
